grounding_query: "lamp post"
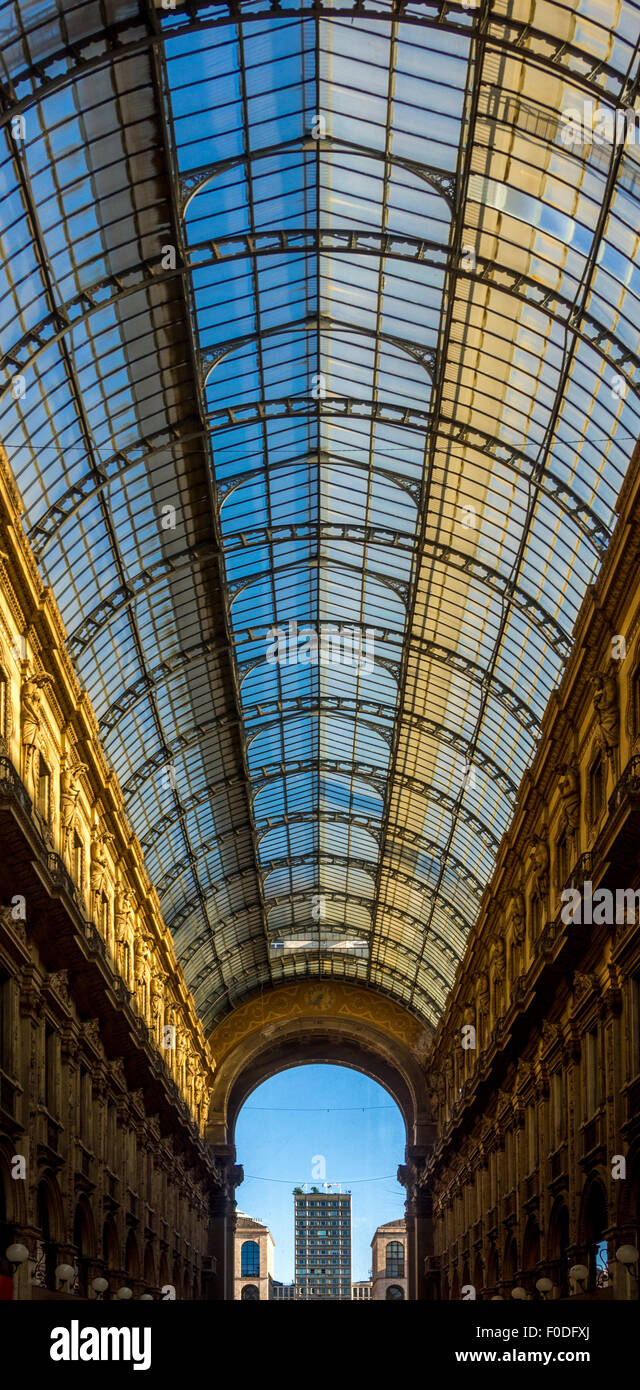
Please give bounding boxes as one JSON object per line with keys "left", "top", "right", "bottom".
{"left": 5, "top": 1244, "right": 29, "bottom": 1301}
{"left": 91, "top": 1276, "right": 109, "bottom": 1300}
{"left": 116, "top": 1286, "right": 133, "bottom": 1300}
{"left": 535, "top": 1276, "right": 554, "bottom": 1300}
{"left": 615, "top": 1244, "right": 639, "bottom": 1298}
{"left": 55, "top": 1263, "right": 76, "bottom": 1294}
{"left": 568, "top": 1263, "right": 588, "bottom": 1295}
{"left": 511, "top": 1286, "right": 528, "bottom": 1301}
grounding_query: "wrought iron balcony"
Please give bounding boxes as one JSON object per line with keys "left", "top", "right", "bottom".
{"left": 609, "top": 754, "right": 640, "bottom": 813}
{"left": 83, "top": 920, "right": 106, "bottom": 960}
{"left": 0, "top": 753, "right": 32, "bottom": 814}
{"left": 46, "top": 851, "right": 78, "bottom": 903}
{"left": 562, "top": 852, "right": 593, "bottom": 893}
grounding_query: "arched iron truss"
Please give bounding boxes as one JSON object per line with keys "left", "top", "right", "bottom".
{"left": 2, "top": 0, "right": 640, "bottom": 1029}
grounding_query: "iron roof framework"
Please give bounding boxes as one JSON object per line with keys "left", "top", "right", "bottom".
{"left": 2, "top": 0, "right": 640, "bottom": 1030}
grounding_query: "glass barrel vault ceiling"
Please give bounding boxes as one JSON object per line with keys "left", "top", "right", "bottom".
{"left": 1, "top": 0, "right": 640, "bottom": 1032}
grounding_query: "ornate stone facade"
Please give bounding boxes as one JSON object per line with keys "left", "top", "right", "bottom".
{"left": 424, "top": 445, "right": 640, "bottom": 1301}
{"left": 0, "top": 450, "right": 218, "bottom": 1298}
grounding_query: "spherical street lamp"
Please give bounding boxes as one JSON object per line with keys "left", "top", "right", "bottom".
{"left": 139, "top": 1293, "right": 154, "bottom": 1300}
{"left": 55, "top": 1263, "right": 76, "bottom": 1291}
{"left": 91, "top": 1276, "right": 109, "bottom": 1297}
{"left": 116, "top": 1286, "right": 133, "bottom": 1300}
{"left": 5, "top": 1244, "right": 29, "bottom": 1266}
{"left": 615, "top": 1245, "right": 639, "bottom": 1268}
{"left": 569, "top": 1263, "right": 588, "bottom": 1293}
{"left": 535, "top": 1276, "right": 554, "bottom": 1299}
{"left": 511, "top": 1286, "right": 528, "bottom": 1300}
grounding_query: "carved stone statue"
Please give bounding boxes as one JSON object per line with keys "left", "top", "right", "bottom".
{"left": 115, "top": 887, "right": 134, "bottom": 984}
{"left": 528, "top": 834, "right": 549, "bottom": 900}
{"left": 151, "top": 974, "right": 165, "bottom": 1043}
{"left": 507, "top": 888, "right": 525, "bottom": 944}
{"left": 592, "top": 672, "right": 619, "bottom": 753}
{"left": 194, "top": 1074, "right": 205, "bottom": 1124}
{"left": 134, "top": 934, "right": 153, "bottom": 1017}
{"left": 491, "top": 938, "right": 506, "bottom": 1016}
{"left": 20, "top": 668, "right": 53, "bottom": 787}
{"left": 90, "top": 829, "right": 112, "bottom": 902}
{"left": 60, "top": 759, "right": 88, "bottom": 845}
{"left": 135, "top": 934, "right": 151, "bottom": 978}
{"left": 558, "top": 762, "right": 580, "bottom": 835}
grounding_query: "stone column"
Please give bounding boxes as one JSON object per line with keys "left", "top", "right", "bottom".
{"left": 399, "top": 1151, "right": 434, "bottom": 1300}
{"left": 206, "top": 1152, "right": 243, "bottom": 1300}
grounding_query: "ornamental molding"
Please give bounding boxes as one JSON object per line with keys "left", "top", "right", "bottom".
{"left": 208, "top": 979, "right": 429, "bottom": 1066}
{"left": 572, "top": 970, "right": 599, "bottom": 1004}
{"left": 81, "top": 1017, "right": 103, "bottom": 1055}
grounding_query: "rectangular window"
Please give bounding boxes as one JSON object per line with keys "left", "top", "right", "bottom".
{"left": 584, "top": 1030, "right": 600, "bottom": 1118}
{"left": 628, "top": 975, "right": 640, "bottom": 1078}
{"left": 510, "top": 941, "right": 518, "bottom": 983}
{"left": 527, "top": 1105, "right": 536, "bottom": 1173}
{"left": 505, "top": 1129, "right": 514, "bottom": 1189}
{"left": 107, "top": 1102, "right": 116, "bottom": 1166}
{"left": 530, "top": 895, "right": 541, "bottom": 937}
{"left": 0, "top": 972, "right": 11, "bottom": 1073}
{"left": 556, "top": 831, "right": 568, "bottom": 887}
{"left": 79, "top": 1065, "right": 91, "bottom": 1142}
{"left": 590, "top": 755, "right": 604, "bottom": 820}
{"left": 44, "top": 1023, "right": 56, "bottom": 1112}
{"left": 37, "top": 756, "right": 51, "bottom": 821}
{"left": 73, "top": 832, "right": 83, "bottom": 887}
{"left": 552, "top": 1071, "right": 566, "bottom": 1145}
{"left": 633, "top": 664, "right": 640, "bottom": 737}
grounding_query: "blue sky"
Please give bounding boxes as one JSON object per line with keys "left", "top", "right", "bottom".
{"left": 234, "top": 1064, "right": 407, "bottom": 1285}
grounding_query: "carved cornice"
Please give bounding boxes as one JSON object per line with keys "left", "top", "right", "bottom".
{"left": 0, "top": 444, "right": 214, "bottom": 1126}
{"left": 80, "top": 1018, "right": 103, "bottom": 1057}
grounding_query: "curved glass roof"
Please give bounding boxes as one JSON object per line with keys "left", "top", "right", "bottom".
{"left": 2, "top": 0, "right": 640, "bottom": 1030}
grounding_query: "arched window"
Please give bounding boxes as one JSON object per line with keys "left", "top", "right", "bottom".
{"left": 241, "top": 1240, "right": 260, "bottom": 1278}
{"left": 385, "top": 1284, "right": 404, "bottom": 1299}
{"left": 385, "top": 1240, "right": 404, "bottom": 1278}
{"left": 241, "top": 1283, "right": 259, "bottom": 1300}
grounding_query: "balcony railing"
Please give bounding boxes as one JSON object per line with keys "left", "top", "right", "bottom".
{"left": 134, "top": 1015, "right": 150, "bottom": 1044}
{"left": 112, "top": 976, "right": 130, "bottom": 1006}
{"left": 609, "top": 754, "right": 640, "bottom": 814}
{"left": 0, "top": 754, "right": 32, "bottom": 814}
{"left": 562, "top": 852, "right": 593, "bottom": 893}
{"left": 46, "top": 851, "right": 78, "bottom": 903}
{"left": 83, "top": 920, "right": 106, "bottom": 960}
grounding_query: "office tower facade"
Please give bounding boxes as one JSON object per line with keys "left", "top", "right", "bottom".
{"left": 294, "top": 1190, "right": 352, "bottom": 1300}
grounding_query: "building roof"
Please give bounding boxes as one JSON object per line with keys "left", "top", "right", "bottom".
{"left": 372, "top": 1218, "right": 407, "bottom": 1241}
{"left": 3, "top": 1, "right": 640, "bottom": 1032}
{"left": 236, "top": 1212, "right": 272, "bottom": 1236}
